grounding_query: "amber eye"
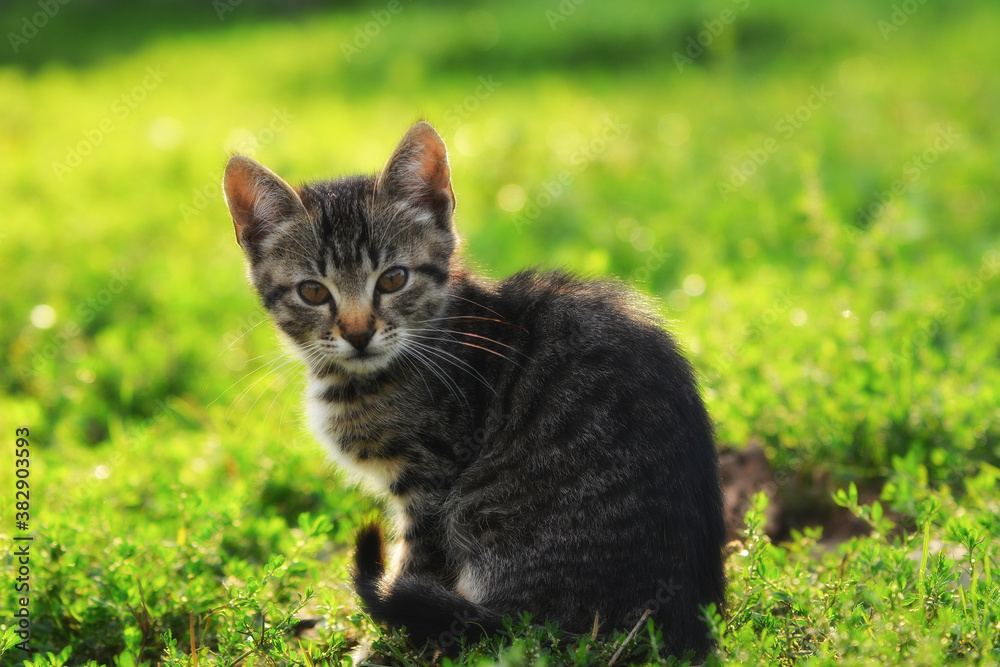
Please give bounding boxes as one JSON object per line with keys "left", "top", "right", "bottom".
{"left": 376, "top": 267, "right": 408, "bottom": 294}
{"left": 298, "top": 280, "right": 331, "bottom": 305}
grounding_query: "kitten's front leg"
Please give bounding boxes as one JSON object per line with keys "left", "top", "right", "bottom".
{"left": 390, "top": 492, "right": 456, "bottom": 587}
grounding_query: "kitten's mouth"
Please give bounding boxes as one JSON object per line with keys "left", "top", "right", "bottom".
{"left": 340, "top": 348, "right": 393, "bottom": 375}
{"left": 351, "top": 341, "right": 389, "bottom": 358}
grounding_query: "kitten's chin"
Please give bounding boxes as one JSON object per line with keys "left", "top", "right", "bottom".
{"left": 338, "top": 353, "right": 392, "bottom": 376}
{"left": 290, "top": 338, "right": 399, "bottom": 378}
{"left": 304, "top": 349, "right": 396, "bottom": 378}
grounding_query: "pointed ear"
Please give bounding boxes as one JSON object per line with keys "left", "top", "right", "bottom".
{"left": 223, "top": 155, "right": 306, "bottom": 250}
{"left": 376, "top": 121, "right": 456, "bottom": 227}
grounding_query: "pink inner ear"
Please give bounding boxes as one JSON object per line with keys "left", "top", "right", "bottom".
{"left": 418, "top": 149, "right": 449, "bottom": 188}
{"left": 419, "top": 155, "right": 452, "bottom": 199}
{"left": 224, "top": 155, "right": 307, "bottom": 247}
{"left": 224, "top": 165, "right": 259, "bottom": 244}
{"left": 402, "top": 127, "right": 450, "bottom": 190}
{"left": 402, "top": 126, "right": 455, "bottom": 208}
{"left": 376, "top": 122, "right": 458, "bottom": 217}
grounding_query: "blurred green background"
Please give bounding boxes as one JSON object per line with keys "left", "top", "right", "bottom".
{"left": 1, "top": 0, "right": 999, "bottom": 662}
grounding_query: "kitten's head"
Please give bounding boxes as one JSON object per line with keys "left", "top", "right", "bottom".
{"left": 223, "top": 121, "right": 458, "bottom": 377}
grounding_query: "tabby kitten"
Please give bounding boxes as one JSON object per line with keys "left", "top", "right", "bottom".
{"left": 223, "top": 121, "right": 726, "bottom": 658}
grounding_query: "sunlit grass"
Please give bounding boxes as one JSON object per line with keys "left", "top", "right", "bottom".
{"left": 1, "top": 0, "right": 998, "bottom": 664}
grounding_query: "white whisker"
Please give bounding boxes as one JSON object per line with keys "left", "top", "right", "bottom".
{"left": 227, "top": 356, "right": 291, "bottom": 427}
{"left": 416, "top": 313, "right": 529, "bottom": 333}
{"left": 407, "top": 331, "right": 525, "bottom": 372}
{"left": 402, "top": 334, "right": 497, "bottom": 396}
{"left": 209, "top": 351, "right": 285, "bottom": 408}
{"left": 446, "top": 293, "right": 510, "bottom": 321}
{"left": 215, "top": 317, "right": 270, "bottom": 360}
{"left": 417, "top": 327, "right": 530, "bottom": 359}
{"left": 400, "top": 343, "right": 471, "bottom": 414}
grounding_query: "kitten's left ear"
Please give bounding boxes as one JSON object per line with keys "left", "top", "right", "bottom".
{"left": 223, "top": 154, "right": 307, "bottom": 252}
{"left": 376, "top": 121, "right": 456, "bottom": 228}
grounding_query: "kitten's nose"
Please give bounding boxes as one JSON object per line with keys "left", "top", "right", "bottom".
{"left": 343, "top": 330, "right": 373, "bottom": 351}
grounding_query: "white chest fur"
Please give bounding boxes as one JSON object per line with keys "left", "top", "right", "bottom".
{"left": 305, "top": 376, "right": 404, "bottom": 496}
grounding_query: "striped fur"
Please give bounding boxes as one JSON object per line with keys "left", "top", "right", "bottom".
{"left": 223, "top": 121, "right": 726, "bottom": 658}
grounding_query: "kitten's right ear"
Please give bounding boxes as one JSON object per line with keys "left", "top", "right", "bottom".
{"left": 376, "top": 121, "right": 456, "bottom": 229}
{"left": 223, "top": 155, "right": 306, "bottom": 251}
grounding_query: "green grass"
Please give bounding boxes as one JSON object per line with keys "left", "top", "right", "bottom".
{"left": 1, "top": 0, "right": 999, "bottom": 664}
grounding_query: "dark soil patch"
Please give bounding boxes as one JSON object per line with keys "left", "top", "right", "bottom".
{"left": 719, "top": 441, "right": 875, "bottom": 546}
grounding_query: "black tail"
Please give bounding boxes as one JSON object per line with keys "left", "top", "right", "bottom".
{"left": 352, "top": 524, "right": 505, "bottom": 648}
{"left": 352, "top": 523, "right": 387, "bottom": 593}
